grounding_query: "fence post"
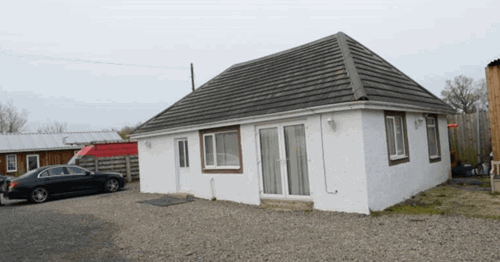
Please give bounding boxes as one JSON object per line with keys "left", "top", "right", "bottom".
{"left": 94, "top": 157, "right": 99, "bottom": 172}
{"left": 125, "top": 156, "right": 131, "bottom": 183}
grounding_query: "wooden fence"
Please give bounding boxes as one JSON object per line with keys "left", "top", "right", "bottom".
{"left": 76, "top": 155, "right": 139, "bottom": 182}
{"left": 447, "top": 112, "right": 491, "bottom": 165}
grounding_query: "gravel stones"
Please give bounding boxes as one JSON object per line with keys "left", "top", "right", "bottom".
{"left": 2, "top": 182, "right": 500, "bottom": 261}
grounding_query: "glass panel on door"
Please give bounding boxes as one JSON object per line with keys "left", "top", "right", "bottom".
{"left": 284, "top": 124, "right": 310, "bottom": 196}
{"left": 259, "top": 128, "right": 282, "bottom": 194}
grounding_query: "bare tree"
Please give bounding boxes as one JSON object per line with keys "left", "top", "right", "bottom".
{"left": 441, "top": 75, "right": 481, "bottom": 113}
{"left": 118, "top": 122, "right": 142, "bottom": 139}
{"left": 476, "top": 78, "right": 489, "bottom": 111}
{"left": 0, "top": 100, "right": 29, "bottom": 134}
{"left": 36, "top": 121, "right": 68, "bottom": 133}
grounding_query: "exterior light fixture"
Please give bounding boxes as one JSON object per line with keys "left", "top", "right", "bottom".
{"left": 327, "top": 117, "right": 336, "bottom": 131}
{"left": 415, "top": 116, "right": 425, "bottom": 129}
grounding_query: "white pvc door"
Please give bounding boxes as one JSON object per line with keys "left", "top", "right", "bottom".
{"left": 175, "top": 138, "right": 190, "bottom": 191}
{"left": 257, "top": 123, "right": 310, "bottom": 197}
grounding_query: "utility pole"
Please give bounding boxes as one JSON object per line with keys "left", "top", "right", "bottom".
{"left": 190, "top": 63, "right": 195, "bottom": 92}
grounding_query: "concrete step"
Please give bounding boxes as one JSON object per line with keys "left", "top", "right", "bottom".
{"left": 169, "top": 193, "right": 194, "bottom": 200}
{"left": 260, "top": 198, "right": 313, "bottom": 211}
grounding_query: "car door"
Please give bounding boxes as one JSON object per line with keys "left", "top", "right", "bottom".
{"left": 67, "top": 166, "right": 96, "bottom": 191}
{"left": 39, "top": 167, "right": 72, "bottom": 194}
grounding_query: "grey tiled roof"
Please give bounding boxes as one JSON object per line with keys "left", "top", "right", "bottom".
{"left": 133, "top": 32, "right": 452, "bottom": 135}
{"left": 0, "top": 131, "right": 122, "bottom": 153}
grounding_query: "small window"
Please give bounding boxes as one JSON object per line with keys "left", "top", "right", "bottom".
{"left": 27, "top": 154, "right": 40, "bottom": 172}
{"left": 426, "top": 114, "right": 441, "bottom": 162}
{"left": 6, "top": 154, "right": 17, "bottom": 172}
{"left": 203, "top": 132, "right": 240, "bottom": 168}
{"left": 199, "top": 125, "right": 243, "bottom": 174}
{"left": 177, "top": 139, "right": 189, "bottom": 168}
{"left": 384, "top": 111, "right": 410, "bottom": 166}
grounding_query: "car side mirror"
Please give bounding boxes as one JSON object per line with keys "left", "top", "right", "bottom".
{"left": 85, "top": 171, "right": 92, "bottom": 176}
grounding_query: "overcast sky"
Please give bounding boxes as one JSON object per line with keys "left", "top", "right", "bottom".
{"left": 0, "top": 0, "right": 498, "bottom": 132}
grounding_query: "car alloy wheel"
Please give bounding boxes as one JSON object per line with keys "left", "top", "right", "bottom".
{"left": 106, "top": 179, "right": 119, "bottom": 192}
{"left": 31, "top": 187, "right": 49, "bottom": 203}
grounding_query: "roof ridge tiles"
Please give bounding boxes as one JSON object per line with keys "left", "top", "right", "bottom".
{"left": 343, "top": 33, "right": 450, "bottom": 108}
{"left": 232, "top": 34, "right": 338, "bottom": 68}
{"left": 336, "top": 32, "right": 368, "bottom": 100}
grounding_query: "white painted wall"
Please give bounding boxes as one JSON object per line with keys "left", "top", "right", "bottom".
{"left": 137, "top": 125, "right": 261, "bottom": 205}
{"left": 362, "top": 111, "right": 451, "bottom": 211}
{"left": 136, "top": 109, "right": 449, "bottom": 215}
{"left": 137, "top": 133, "right": 177, "bottom": 194}
{"left": 307, "top": 111, "right": 370, "bottom": 214}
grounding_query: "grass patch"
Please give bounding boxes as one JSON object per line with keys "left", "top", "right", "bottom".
{"left": 371, "top": 183, "right": 500, "bottom": 220}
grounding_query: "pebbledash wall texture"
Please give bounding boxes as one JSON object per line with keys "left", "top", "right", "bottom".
{"left": 136, "top": 110, "right": 450, "bottom": 214}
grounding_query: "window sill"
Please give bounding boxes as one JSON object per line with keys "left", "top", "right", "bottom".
{"left": 388, "top": 155, "right": 410, "bottom": 166}
{"left": 390, "top": 155, "right": 408, "bottom": 161}
{"left": 202, "top": 168, "right": 243, "bottom": 174}
{"left": 204, "top": 166, "right": 240, "bottom": 170}
{"left": 429, "top": 156, "right": 442, "bottom": 163}
{"left": 6, "top": 170, "right": 17, "bottom": 173}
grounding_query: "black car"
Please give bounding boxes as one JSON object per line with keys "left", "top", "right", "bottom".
{"left": 5, "top": 165, "right": 125, "bottom": 203}
{"left": 0, "top": 174, "right": 14, "bottom": 193}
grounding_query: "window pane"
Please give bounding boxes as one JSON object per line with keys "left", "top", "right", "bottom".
{"left": 49, "top": 167, "right": 65, "bottom": 176}
{"left": 395, "top": 116, "right": 405, "bottom": 155}
{"left": 204, "top": 135, "right": 214, "bottom": 166}
{"left": 27, "top": 156, "right": 38, "bottom": 171}
{"left": 428, "top": 126, "right": 438, "bottom": 156}
{"left": 215, "top": 132, "right": 240, "bottom": 166}
{"left": 69, "top": 167, "right": 87, "bottom": 174}
{"left": 386, "top": 118, "right": 396, "bottom": 155}
{"left": 178, "top": 140, "right": 185, "bottom": 168}
{"left": 259, "top": 128, "right": 282, "bottom": 194}
{"left": 427, "top": 118, "right": 435, "bottom": 126}
{"left": 184, "top": 141, "right": 189, "bottom": 167}
{"left": 284, "top": 125, "right": 310, "bottom": 196}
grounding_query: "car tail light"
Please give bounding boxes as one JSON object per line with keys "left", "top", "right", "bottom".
{"left": 9, "top": 182, "right": 18, "bottom": 189}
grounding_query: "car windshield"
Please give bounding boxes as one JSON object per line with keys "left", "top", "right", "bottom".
{"left": 17, "top": 169, "right": 40, "bottom": 179}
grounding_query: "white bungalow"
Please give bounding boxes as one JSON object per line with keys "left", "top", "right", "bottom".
{"left": 130, "top": 32, "right": 453, "bottom": 214}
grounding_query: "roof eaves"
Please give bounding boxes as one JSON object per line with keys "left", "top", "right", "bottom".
{"left": 336, "top": 32, "right": 368, "bottom": 101}
{"left": 0, "top": 146, "right": 81, "bottom": 154}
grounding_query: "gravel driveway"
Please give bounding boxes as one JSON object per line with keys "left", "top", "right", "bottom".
{"left": 2, "top": 182, "right": 500, "bottom": 261}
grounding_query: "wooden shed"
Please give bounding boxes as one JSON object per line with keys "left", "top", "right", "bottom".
{"left": 0, "top": 131, "right": 122, "bottom": 176}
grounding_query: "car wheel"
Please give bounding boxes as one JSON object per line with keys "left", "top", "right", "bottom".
{"left": 105, "top": 179, "right": 119, "bottom": 193}
{"left": 29, "top": 187, "right": 49, "bottom": 203}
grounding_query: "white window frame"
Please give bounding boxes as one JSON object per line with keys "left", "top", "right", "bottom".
{"left": 26, "top": 154, "right": 40, "bottom": 171}
{"left": 256, "top": 120, "right": 312, "bottom": 200}
{"left": 386, "top": 115, "right": 407, "bottom": 160}
{"left": 6, "top": 154, "right": 17, "bottom": 172}
{"left": 426, "top": 116, "right": 440, "bottom": 159}
{"left": 177, "top": 139, "right": 189, "bottom": 168}
{"left": 203, "top": 131, "right": 240, "bottom": 169}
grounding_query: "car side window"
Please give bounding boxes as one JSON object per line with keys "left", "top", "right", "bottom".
{"left": 39, "top": 171, "right": 49, "bottom": 178}
{"left": 68, "top": 167, "right": 87, "bottom": 175}
{"left": 48, "top": 167, "right": 66, "bottom": 176}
